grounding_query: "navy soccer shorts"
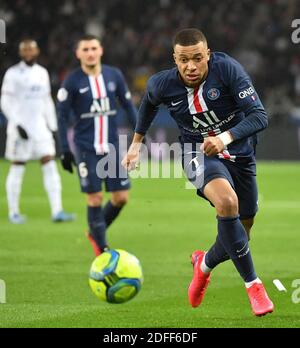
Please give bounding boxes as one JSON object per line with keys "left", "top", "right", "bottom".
{"left": 182, "top": 144, "right": 258, "bottom": 220}
{"left": 75, "top": 146, "right": 130, "bottom": 194}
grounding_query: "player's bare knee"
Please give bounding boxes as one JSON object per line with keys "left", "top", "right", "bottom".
{"left": 111, "top": 192, "right": 129, "bottom": 207}
{"left": 40, "top": 155, "right": 54, "bottom": 165}
{"left": 87, "top": 192, "right": 103, "bottom": 207}
{"left": 113, "top": 198, "right": 128, "bottom": 208}
{"left": 216, "top": 195, "right": 239, "bottom": 217}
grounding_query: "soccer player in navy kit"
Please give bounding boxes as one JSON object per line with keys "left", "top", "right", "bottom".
{"left": 57, "top": 35, "right": 137, "bottom": 256}
{"left": 122, "top": 29, "right": 274, "bottom": 316}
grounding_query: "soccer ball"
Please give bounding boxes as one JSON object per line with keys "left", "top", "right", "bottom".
{"left": 89, "top": 249, "right": 143, "bottom": 304}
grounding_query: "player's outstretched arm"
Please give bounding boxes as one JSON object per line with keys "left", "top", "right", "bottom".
{"left": 122, "top": 133, "right": 144, "bottom": 172}
{"left": 122, "top": 73, "right": 161, "bottom": 170}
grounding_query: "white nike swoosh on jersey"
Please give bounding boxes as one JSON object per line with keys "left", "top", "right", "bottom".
{"left": 120, "top": 179, "right": 130, "bottom": 186}
{"left": 79, "top": 87, "right": 90, "bottom": 94}
{"left": 171, "top": 100, "right": 183, "bottom": 106}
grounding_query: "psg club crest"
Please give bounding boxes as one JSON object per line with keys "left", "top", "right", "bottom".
{"left": 207, "top": 88, "right": 220, "bottom": 100}
{"left": 108, "top": 81, "right": 117, "bottom": 92}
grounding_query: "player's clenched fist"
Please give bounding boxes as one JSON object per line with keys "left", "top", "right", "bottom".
{"left": 201, "top": 131, "right": 233, "bottom": 156}
{"left": 201, "top": 137, "right": 225, "bottom": 156}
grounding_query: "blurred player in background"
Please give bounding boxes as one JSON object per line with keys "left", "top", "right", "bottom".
{"left": 122, "top": 28, "right": 274, "bottom": 316}
{"left": 1, "top": 39, "right": 75, "bottom": 224}
{"left": 57, "top": 34, "right": 137, "bottom": 255}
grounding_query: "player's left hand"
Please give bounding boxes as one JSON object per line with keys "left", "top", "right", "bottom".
{"left": 61, "top": 151, "right": 76, "bottom": 173}
{"left": 201, "top": 137, "right": 225, "bottom": 157}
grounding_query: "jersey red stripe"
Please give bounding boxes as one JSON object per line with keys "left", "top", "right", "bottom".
{"left": 193, "top": 87, "right": 203, "bottom": 113}
{"left": 94, "top": 77, "right": 103, "bottom": 153}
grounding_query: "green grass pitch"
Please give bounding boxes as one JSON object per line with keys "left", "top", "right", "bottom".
{"left": 0, "top": 159, "right": 299, "bottom": 328}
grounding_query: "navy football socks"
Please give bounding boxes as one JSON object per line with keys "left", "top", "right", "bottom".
{"left": 87, "top": 206, "right": 108, "bottom": 251}
{"left": 205, "top": 234, "right": 230, "bottom": 269}
{"left": 103, "top": 201, "right": 123, "bottom": 228}
{"left": 215, "top": 215, "right": 257, "bottom": 282}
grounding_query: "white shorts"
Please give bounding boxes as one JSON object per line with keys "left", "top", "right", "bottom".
{"left": 5, "top": 131, "right": 56, "bottom": 162}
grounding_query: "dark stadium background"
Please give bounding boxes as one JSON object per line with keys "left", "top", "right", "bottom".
{"left": 0, "top": 0, "right": 300, "bottom": 159}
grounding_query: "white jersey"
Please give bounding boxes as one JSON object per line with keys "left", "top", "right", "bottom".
{"left": 0, "top": 61, "right": 57, "bottom": 141}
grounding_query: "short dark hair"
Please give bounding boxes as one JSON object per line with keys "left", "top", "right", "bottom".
{"left": 76, "top": 34, "right": 101, "bottom": 47}
{"left": 173, "top": 28, "right": 207, "bottom": 47}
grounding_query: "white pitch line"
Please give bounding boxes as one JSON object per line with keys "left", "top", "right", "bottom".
{"left": 273, "top": 279, "right": 287, "bottom": 292}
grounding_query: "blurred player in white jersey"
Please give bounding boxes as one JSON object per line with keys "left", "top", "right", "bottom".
{"left": 1, "top": 39, "right": 75, "bottom": 224}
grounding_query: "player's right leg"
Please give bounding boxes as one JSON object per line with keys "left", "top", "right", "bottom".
{"left": 182, "top": 149, "right": 223, "bottom": 307}
{"left": 75, "top": 149, "right": 108, "bottom": 256}
{"left": 103, "top": 144, "right": 131, "bottom": 228}
{"left": 6, "top": 161, "right": 26, "bottom": 224}
{"left": 5, "top": 127, "right": 30, "bottom": 224}
{"left": 104, "top": 190, "right": 129, "bottom": 228}
{"left": 188, "top": 176, "right": 239, "bottom": 308}
{"left": 86, "top": 192, "right": 108, "bottom": 256}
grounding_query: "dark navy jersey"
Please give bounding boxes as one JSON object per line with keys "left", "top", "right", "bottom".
{"left": 136, "top": 52, "right": 268, "bottom": 161}
{"left": 57, "top": 65, "right": 137, "bottom": 153}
